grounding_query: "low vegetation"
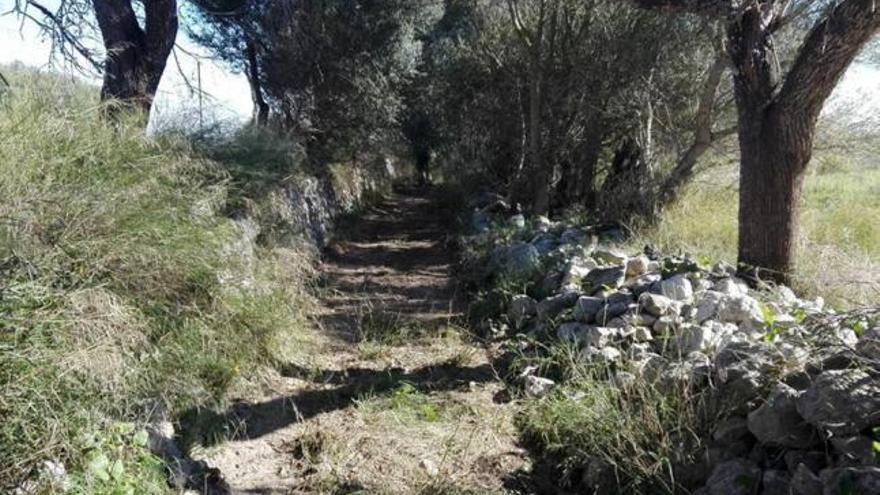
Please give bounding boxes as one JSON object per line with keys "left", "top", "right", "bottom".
{"left": 0, "top": 71, "right": 313, "bottom": 492}
{"left": 2, "top": 0, "right": 878, "bottom": 491}
{"left": 518, "top": 377, "right": 711, "bottom": 492}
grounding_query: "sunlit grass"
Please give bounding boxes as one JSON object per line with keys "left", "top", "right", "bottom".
{"left": 628, "top": 164, "right": 880, "bottom": 308}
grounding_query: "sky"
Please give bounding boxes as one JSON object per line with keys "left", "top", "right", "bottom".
{"left": 0, "top": 5, "right": 253, "bottom": 128}
{"left": 0, "top": 6, "right": 878, "bottom": 129}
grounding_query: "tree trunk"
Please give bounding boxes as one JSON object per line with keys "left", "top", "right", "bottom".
{"left": 727, "top": 6, "right": 792, "bottom": 284}
{"left": 579, "top": 127, "right": 603, "bottom": 209}
{"left": 93, "top": 0, "right": 178, "bottom": 120}
{"left": 507, "top": 0, "right": 550, "bottom": 215}
{"left": 245, "top": 38, "right": 269, "bottom": 126}
{"left": 528, "top": 67, "right": 549, "bottom": 214}
{"left": 727, "top": 0, "right": 880, "bottom": 284}
{"left": 736, "top": 108, "right": 811, "bottom": 284}
{"left": 508, "top": 78, "right": 531, "bottom": 205}
{"left": 598, "top": 139, "right": 650, "bottom": 224}
{"left": 634, "top": 0, "right": 880, "bottom": 287}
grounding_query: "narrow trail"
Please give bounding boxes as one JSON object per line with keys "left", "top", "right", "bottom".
{"left": 204, "top": 187, "right": 531, "bottom": 494}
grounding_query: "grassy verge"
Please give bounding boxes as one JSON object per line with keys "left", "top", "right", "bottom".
{"left": 626, "top": 164, "right": 880, "bottom": 308}
{"left": 0, "top": 71, "right": 312, "bottom": 492}
{"left": 518, "top": 375, "right": 712, "bottom": 493}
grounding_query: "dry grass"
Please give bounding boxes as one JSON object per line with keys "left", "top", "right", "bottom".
{"left": 626, "top": 165, "right": 880, "bottom": 308}
{"left": 0, "top": 70, "right": 314, "bottom": 492}
{"left": 281, "top": 346, "right": 526, "bottom": 494}
{"left": 203, "top": 306, "right": 530, "bottom": 494}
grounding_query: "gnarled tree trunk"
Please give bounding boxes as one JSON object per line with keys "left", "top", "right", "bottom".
{"left": 736, "top": 108, "right": 812, "bottom": 282}
{"left": 729, "top": 0, "right": 880, "bottom": 284}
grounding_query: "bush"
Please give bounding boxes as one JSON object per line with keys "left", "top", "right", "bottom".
{"left": 0, "top": 71, "right": 311, "bottom": 491}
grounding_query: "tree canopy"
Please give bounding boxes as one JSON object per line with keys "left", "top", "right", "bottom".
{"left": 13, "top": 0, "right": 880, "bottom": 281}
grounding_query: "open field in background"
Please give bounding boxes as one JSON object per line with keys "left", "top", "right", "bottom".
{"left": 628, "top": 160, "right": 880, "bottom": 309}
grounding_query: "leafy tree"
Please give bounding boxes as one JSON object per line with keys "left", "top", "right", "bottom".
{"left": 187, "top": 0, "right": 271, "bottom": 125}
{"left": 419, "top": 0, "right": 732, "bottom": 222}
{"left": 188, "top": 0, "right": 434, "bottom": 161}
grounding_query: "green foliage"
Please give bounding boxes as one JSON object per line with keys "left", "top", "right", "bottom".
{"left": 760, "top": 303, "right": 781, "bottom": 342}
{"left": 192, "top": 125, "right": 307, "bottom": 205}
{"left": 70, "top": 423, "right": 167, "bottom": 494}
{"left": 814, "top": 154, "right": 853, "bottom": 175}
{"left": 0, "top": 71, "right": 312, "bottom": 490}
{"left": 390, "top": 382, "right": 441, "bottom": 422}
{"left": 358, "top": 382, "right": 469, "bottom": 425}
{"left": 354, "top": 302, "right": 413, "bottom": 345}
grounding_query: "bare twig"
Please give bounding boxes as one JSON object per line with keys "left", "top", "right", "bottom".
{"left": 12, "top": 0, "right": 102, "bottom": 72}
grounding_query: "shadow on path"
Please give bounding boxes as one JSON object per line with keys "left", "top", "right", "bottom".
{"left": 227, "top": 359, "right": 495, "bottom": 440}
{"left": 213, "top": 185, "right": 475, "bottom": 438}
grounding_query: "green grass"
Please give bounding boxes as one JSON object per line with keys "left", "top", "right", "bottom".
{"left": 518, "top": 376, "right": 713, "bottom": 493}
{"left": 627, "top": 164, "right": 880, "bottom": 308}
{"left": 0, "top": 70, "right": 312, "bottom": 491}
{"left": 355, "top": 381, "right": 474, "bottom": 426}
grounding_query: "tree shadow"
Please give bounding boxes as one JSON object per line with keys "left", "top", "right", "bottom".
{"left": 207, "top": 358, "right": 496, "bottom": 442}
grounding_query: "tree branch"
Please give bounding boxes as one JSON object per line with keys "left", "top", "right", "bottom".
{"left": 15, "top": 0, "right": 102, "bottom": 71}
{"left": 656, "top": 43, "right": 731, "bottom": 207}
{"left": 777, "top": 0, "right": 880, "bottom": 122}
{"left": 693, "top": 46, "right": 729, "bottom": 146}
{"left": 507, "top": 0, "right": 533, "bottom": 48}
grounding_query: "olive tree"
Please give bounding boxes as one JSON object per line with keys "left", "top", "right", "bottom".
{"left": 631, "top": 0, "right": 880, "bottom": 283}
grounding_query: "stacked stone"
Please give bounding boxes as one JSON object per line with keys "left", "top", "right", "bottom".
{"left": 469, "top": 208, "right": 880, "bottom": 495}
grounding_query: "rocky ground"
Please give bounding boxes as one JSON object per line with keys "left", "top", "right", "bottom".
{"left": 464, "top": 192, "right": 880, "bottom": 494}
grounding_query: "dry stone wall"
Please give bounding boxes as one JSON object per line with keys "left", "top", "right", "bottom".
{"left": 463, "top": 195, "right": 880, "bottom": 495}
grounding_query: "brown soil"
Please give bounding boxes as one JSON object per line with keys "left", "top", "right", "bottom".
{"left": 202, "top": 187, "right": 532, "bottom": 494}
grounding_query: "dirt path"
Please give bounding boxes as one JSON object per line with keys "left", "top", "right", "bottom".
{"left": 203, "top": 187, "right": 531, "bottom": 494}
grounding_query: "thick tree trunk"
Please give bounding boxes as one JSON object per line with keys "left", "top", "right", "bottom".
{"left": 736, "top": 109, "right": 811, "bottom": 284}
{"left": 727, "top": 6, "right": 792, "bottom": 284}
{"left": 93, "top": 0, "right": 178, "bottom": 119}
{"left": 635, "top": 0, "right": 880, "bottom": 287}
{"left": 728, "top": 0, "right": 880, "bottom": 284}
